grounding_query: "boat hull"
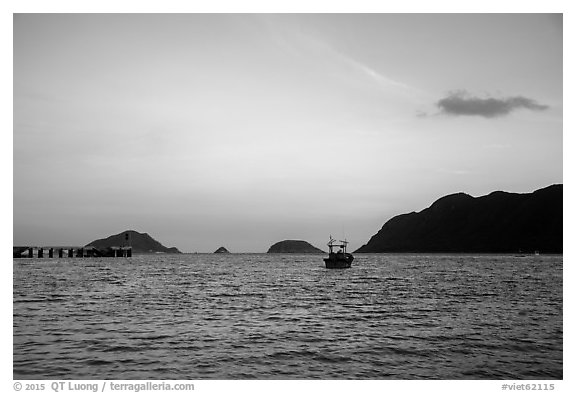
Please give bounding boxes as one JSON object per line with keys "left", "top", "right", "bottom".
{"left": 324, "top": 254, "right": 354, "bottom": 269}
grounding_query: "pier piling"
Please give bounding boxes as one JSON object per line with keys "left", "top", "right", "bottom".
{"left": 14, "top": 246, "right": 132, "bottom": 258}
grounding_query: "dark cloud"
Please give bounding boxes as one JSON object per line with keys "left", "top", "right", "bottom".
{"left": 436, "top": 91, "right": 548, "bottom": 118}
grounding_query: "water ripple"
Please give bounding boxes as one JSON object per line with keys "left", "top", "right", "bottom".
{"left": 13, "top": 254, "right": 562, "bottom": 379}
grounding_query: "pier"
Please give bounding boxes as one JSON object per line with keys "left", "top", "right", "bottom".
{"left": 13, "top": 246, "right": 132, "bottom": 258}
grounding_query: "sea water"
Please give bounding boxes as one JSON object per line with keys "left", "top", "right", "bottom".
{"left": 13, "top": 254, "right": 562, "bottom": 379}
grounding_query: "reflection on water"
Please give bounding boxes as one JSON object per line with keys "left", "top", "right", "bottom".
{"left": 13, "top": 254, "right": 562, "bottom": 379}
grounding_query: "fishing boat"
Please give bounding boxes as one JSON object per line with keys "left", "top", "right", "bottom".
{"left": 324, "top": 236, "right": 354, "bottom": 269}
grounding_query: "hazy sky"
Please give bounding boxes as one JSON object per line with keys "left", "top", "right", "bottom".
{"left": 13, "top": 13, "right": 562, "bottom": 252}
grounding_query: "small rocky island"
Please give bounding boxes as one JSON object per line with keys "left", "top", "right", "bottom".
{"left": 267, "top": 240, "right": 324, "bottom": 253}
{"left": 86, "top": 230, "right": 181, "bottom": 254}
{"left": 214, "top": 246, "right": 230, "bottom": 253}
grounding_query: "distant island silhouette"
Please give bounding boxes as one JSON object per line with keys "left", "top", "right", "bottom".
{"left": 355, "top": 184, "right": 562, "bottom": 253}
{"left": 16, "top": 185, "right": 562, "bottom": 255}
{"left": 86, "top": 230, "right": 181, "bottom": 254}
{"left": 267, "top": 240, "right": 324, "bottom": 254}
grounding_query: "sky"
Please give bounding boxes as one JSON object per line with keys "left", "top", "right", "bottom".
{"left": 12, "top": 13, "right": 563, "bottom": 253}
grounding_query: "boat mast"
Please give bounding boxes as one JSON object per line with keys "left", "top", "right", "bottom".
{"left": 340, "top": 239, "right": 348, "bottom": 254}
{"left": 327, "top": 235, "right": 335, "bottom": 254}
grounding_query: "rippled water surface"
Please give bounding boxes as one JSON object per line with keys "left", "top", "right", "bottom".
{"left": 13, "top": 254, "right": 562, "bottom": 379}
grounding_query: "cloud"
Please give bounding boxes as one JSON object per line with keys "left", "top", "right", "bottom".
{"left": 260, "top": 16, "right": 422, "bottom": 97}
{"left": 436, "top": 91, "right": 548, "bottom": 118}
{"left": 336, "top": 52, "right": 412, "bottom": 91}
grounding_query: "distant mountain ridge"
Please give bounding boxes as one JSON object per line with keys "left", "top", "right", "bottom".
{"left": 86, "top": 230, "right": 181, "bottom": 254}
{"left": 356, "top": 184, "right": 562, "bottom": 253}
{"left": 267, "top": 240, "right": 324, "bottom": 253}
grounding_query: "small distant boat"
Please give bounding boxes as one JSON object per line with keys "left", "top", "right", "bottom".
{"left": 324, "top": 236, "right": 354, "bottom": 269}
